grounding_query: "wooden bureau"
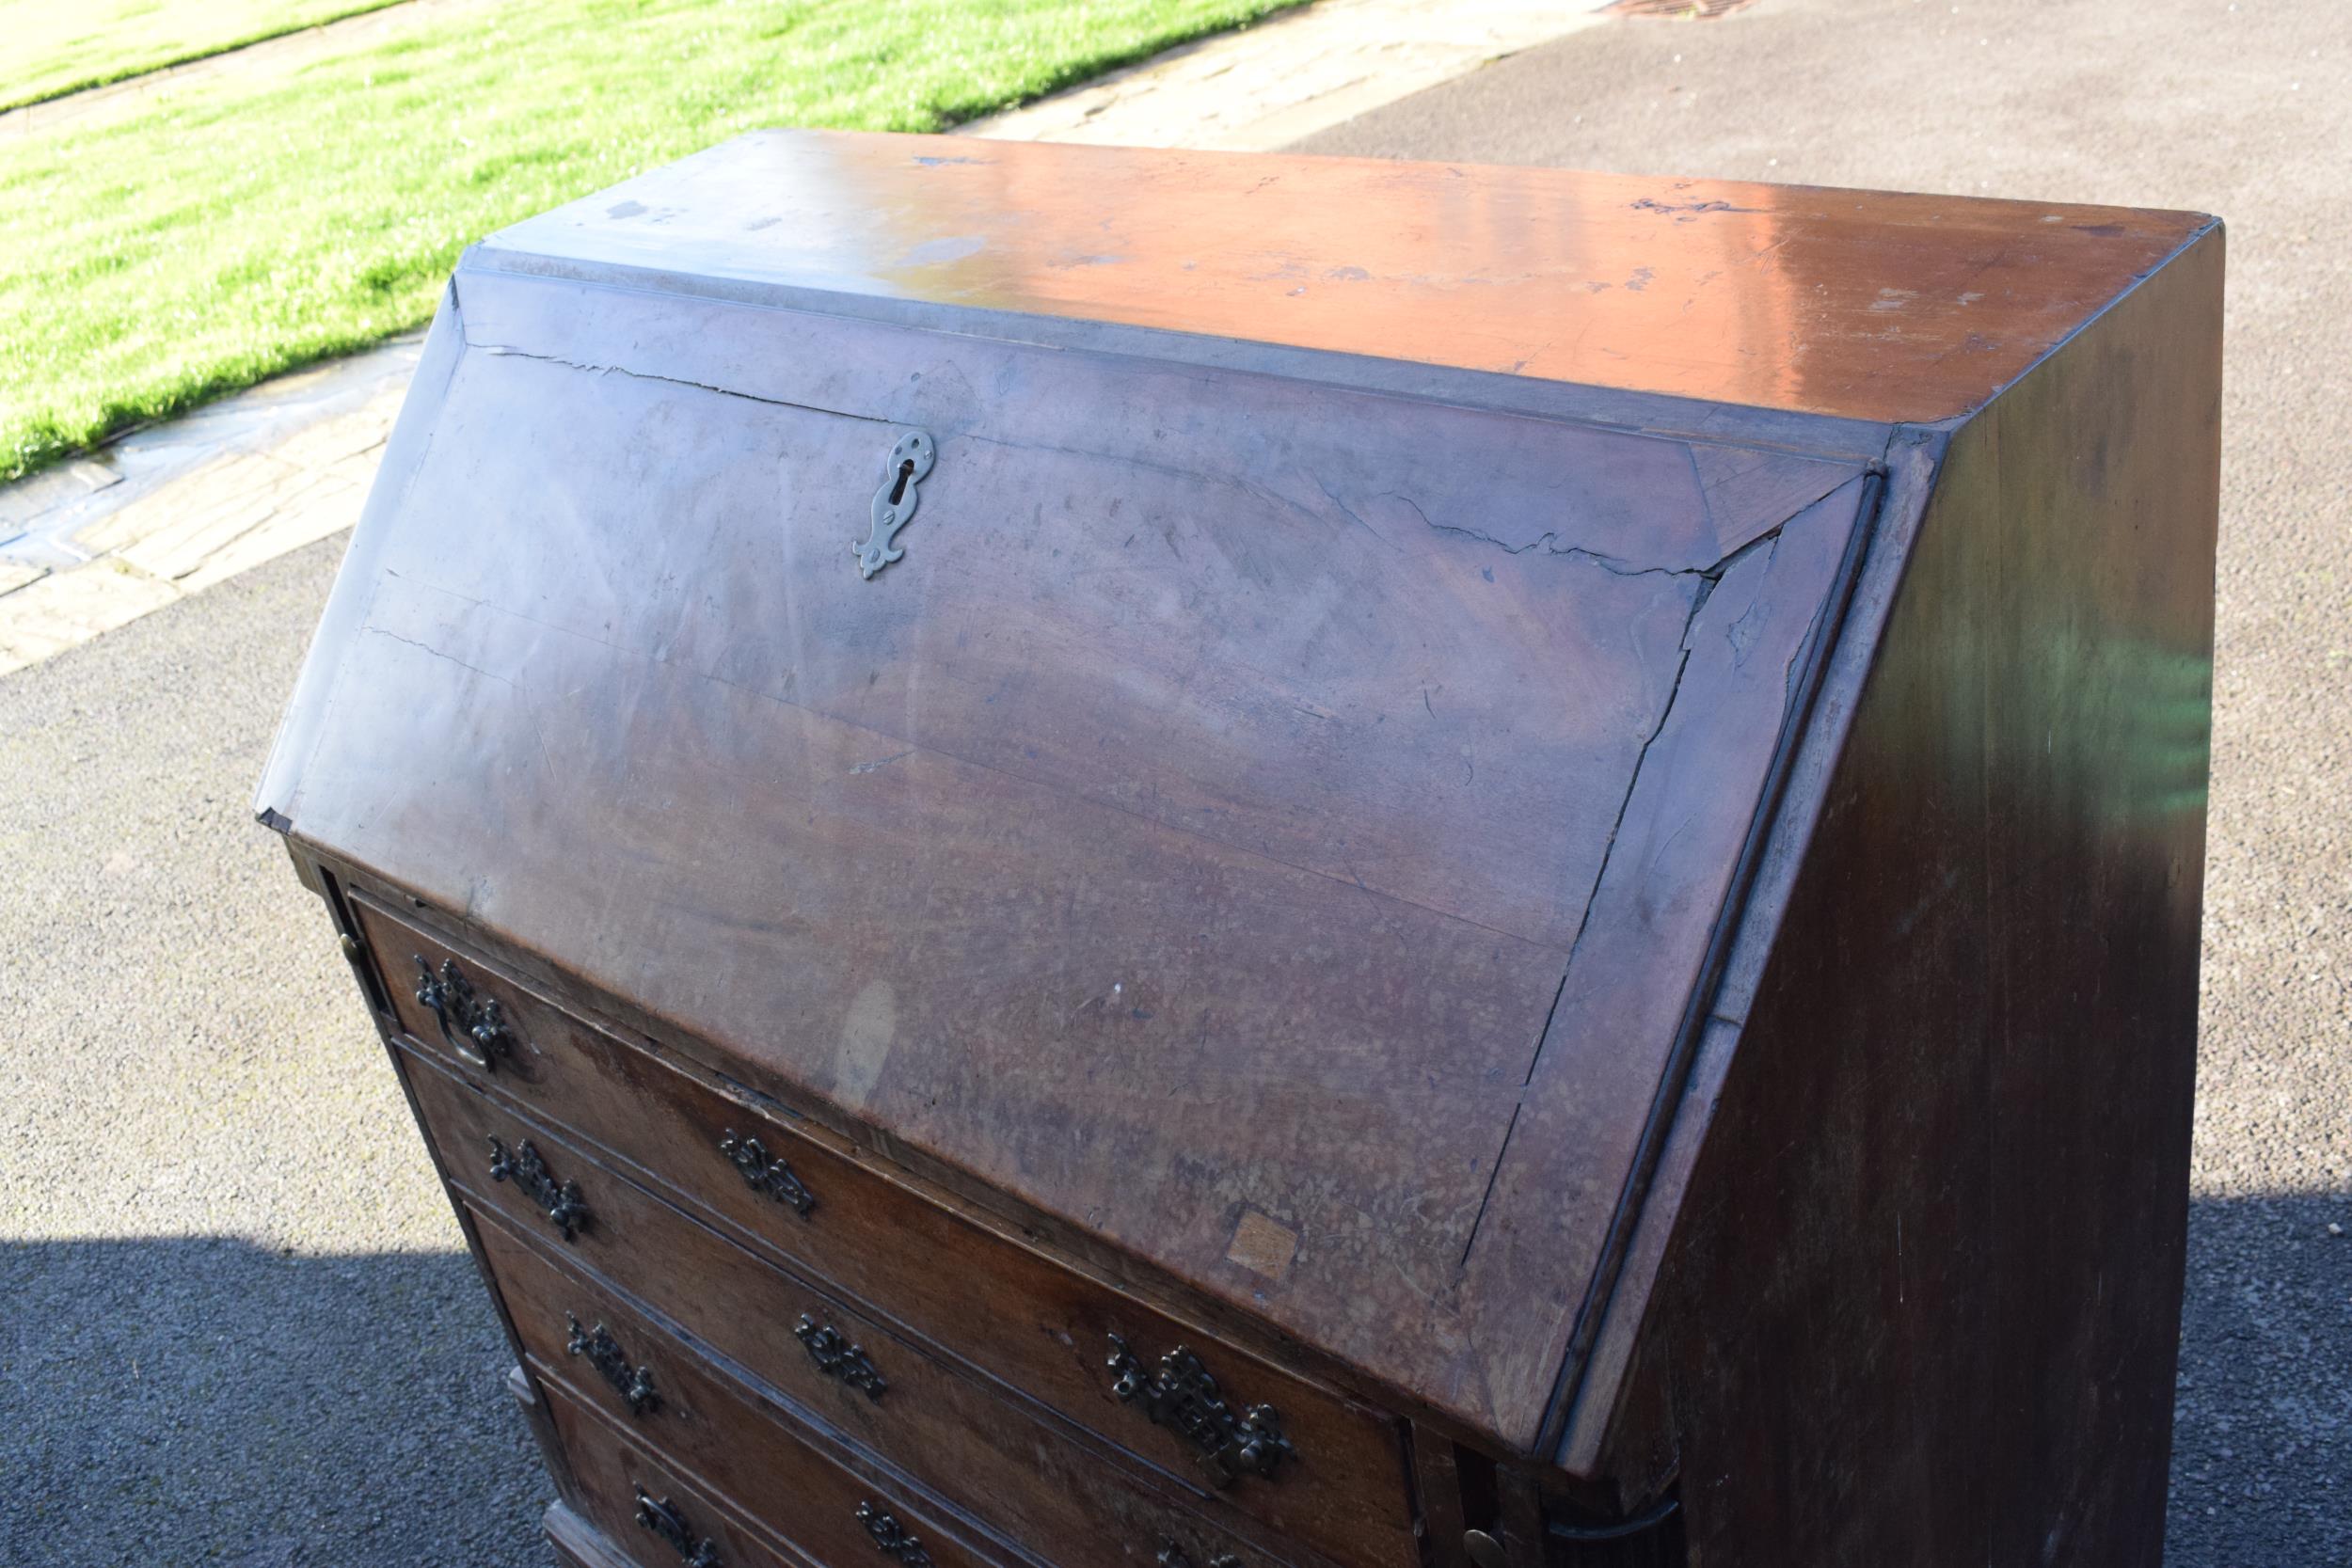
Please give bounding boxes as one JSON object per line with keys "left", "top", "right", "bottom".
{"left": 258, "top": 132, "right": 2221, "bottom": 1568}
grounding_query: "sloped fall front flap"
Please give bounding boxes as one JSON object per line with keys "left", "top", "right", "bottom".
{"left": 260, "top": 246, "right": 1873, "bottom": 1450}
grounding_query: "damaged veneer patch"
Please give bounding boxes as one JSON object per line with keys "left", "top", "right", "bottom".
{"left": 1228, "top": 1208, "right": 1300, "bottom": 1282}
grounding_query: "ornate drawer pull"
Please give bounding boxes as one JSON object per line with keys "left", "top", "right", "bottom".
{"left": 856, "top": 1501, "right": 932, "bottom": 1568}
{"left": 568, "top": 1311, "right": 659, "bottom": 1415}
{"left": 719, "top": 1130, "right": 816, "bottom": 1216}
{"left": 1158, "top": 1540, "right": 1242, "bottom": 1568}
{"left": 1105, "top": 1334, "right": 1295, "bottom": 1488}
{"left": 794, "top": 1313, "right": 888, "bottom": 1401}
{"left": 486, "top": 1135, "right": 588, "bottom": 1241}
{"left": 413, "top": 955, "right": 511, "bottom": 1070}
{"left": 635, "top": 1486, "right": 722, "bottom": 1568}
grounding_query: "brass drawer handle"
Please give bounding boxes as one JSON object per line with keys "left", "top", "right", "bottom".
{"left": 719, "top": 1129, "right": 816, "bottom": 1216}
{"left": 413, "top": 955, "right": 511, "bottom": 1070}
{"left": 795, "top": 1313, "right": 888, "bottom": 1402}
{"left": 568, "top": 1311, "right": 659, "bottom": 1415}
{"left": 486, "top": 1135, "right": 589, "bottom": 1241}
{"left": 1158, "top": 1540, "right": 1242, "bottom": 1568}
{"left": 1105, "top": 1334, "right": 1296, "bottom": 1488}
{"left": 635, "top": 1486, "right": 721, "bottom": 1568}
{"left": 856, "top": 1501, "right": 933, "bottom": 1568}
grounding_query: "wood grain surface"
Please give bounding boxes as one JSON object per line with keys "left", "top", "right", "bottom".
{"left": 266, "top": 260, "right": 1869, "bottom": 1445}
{"left": 485, "top": 130, "right": 2210, "bottom": 424}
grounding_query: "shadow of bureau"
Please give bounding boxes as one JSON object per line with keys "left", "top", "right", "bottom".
{"left": 256, "top": 130, "right": 2221, "bottom": 1568}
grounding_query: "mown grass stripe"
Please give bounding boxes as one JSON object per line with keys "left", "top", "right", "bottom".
{"left": 1, "top": 1, "right": 416, "bottom": 116}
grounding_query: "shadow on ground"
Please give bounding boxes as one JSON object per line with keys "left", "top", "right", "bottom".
{"left": 1, "top": 1192, "right": 2344, "bottom": 1565}
{"left": 0, "top": 1237, "right": 555, "bottom": 1568}
{"left": 2168, "top": 1192, "right": 2352, "bottom": 1564}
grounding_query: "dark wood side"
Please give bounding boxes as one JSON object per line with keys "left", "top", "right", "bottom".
{"left": 1410, "top": 1427, "right": 1470, "bottom": 1568}
{"left": 1574, "top": 224, "right": 2222, "bottom": 1563}
{"left": 508, "top": 1365, "right": 579, "bottom": 1517}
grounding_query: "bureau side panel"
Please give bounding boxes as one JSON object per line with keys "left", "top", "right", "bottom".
{"left": 1604, "top": 225, "right": 2222, "bottom": 1565}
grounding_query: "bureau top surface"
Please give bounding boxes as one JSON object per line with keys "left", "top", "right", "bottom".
{"left": 483, "top": 129, "right": 2210, "bottom": 426}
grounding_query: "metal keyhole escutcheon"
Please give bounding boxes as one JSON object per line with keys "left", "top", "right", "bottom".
{"left": 852, "top": 429, "right": 935, "bottom": 580}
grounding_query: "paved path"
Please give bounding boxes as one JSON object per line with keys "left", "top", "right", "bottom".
{"left": 0, "top": 338, "right": 419, "bottom": 675}
{"left": 1301, "top": 3, "right": 2352, "bottom": 1560}
{"left": 3, "top": 2, "right": 2344, "bottom": 1563}
{"left": 965, "top": 0, "right": 1607, "bottom": 149}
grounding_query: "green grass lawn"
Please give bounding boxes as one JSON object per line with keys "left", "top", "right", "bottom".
{"left": 0, "top": 0, "right": 406, "bottom": 114}
{"left": 0, "top": 0, "right": 1299, "bottom": 483}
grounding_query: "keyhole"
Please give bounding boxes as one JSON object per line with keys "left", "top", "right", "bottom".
{"left": 887, "top": 458, "right": 915, "bottom": 505}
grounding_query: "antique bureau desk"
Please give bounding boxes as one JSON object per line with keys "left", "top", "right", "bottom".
{"left": 257, "top": 132, "right": 2220, "bottom": 1568}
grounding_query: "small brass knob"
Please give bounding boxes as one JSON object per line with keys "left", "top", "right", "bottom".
{"left": 1463, "top": 1529, "right": 1508, "bottom": 1568}
{"left": 339, "top": 933, "right": 362, "bottom": 958}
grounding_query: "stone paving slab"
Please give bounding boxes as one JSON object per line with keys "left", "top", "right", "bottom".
{"left": 0, "top": 457, "right": 122, "bottom": 536}
{"left": 0, "top": 0, "right": 1615, "bottom": 683}
{"left": 0, "top": 340, "right": 415, "bottom": 678}
{"left": 0, "top": 556, "right": 183, "bottom": 672}
{"left": 964, "top": 0, "right": 1609, "bottom": 149}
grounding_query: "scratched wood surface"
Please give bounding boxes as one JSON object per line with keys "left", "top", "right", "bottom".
{"left": 485, "top": 130, "right": 2209, "bottom": 426}
{"left": 262, "top": 244, "right": 1870, "bottom": 1447}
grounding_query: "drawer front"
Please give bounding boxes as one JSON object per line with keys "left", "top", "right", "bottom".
{"left": 546, "top": 1377, "right": 798, "bottom": 1568}
{"left": 359, "top": 892, "right": 1411, "bottom": 1568}
{"left": 547, "top": 1370, "right": 998, "bottom": 1568}
{"left": 476, "top": 1198, "right": 1285, "bottom": 1568}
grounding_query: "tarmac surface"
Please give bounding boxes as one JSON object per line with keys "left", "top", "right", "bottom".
{"left": 2, "top": 1, "right": 2346, "bottom": 1564}
{"left": 0, "top": 537, "right": 547, "bottom": 1565}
